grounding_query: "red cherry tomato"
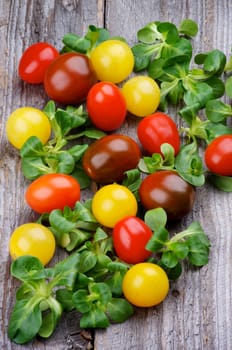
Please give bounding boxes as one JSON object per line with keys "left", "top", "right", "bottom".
{"left": 86, "top": 82, "right": 127, "bottom": 131}
{"left": 44, "top": 52, "right": 97, "bottom": 105}
{"left": 113, "top": 216, "right": 153, "bottom": 264}
{"left": 25, "top": 173, "right": 81, "bottom": 214}
{"left": 137, "top": 112, "right": 180, "bottom": 155}
{"left": 204, "top": 134, "right": 232, "bottom": 176}
{"left": 18, "top": 42, "right": 59, "bottom": 84}
{"left": 139, "top": 170, "right": 195, "bottom": 220}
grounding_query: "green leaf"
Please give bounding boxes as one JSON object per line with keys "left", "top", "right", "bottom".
{"left": 93, "top": 227, "right": 108, "bottom": 242}
{"left": 169, "top": 241, "right": 189, "bottom": 259}
{"left": 80, "top": 307, "right": 110, "bottom": 328}
{"left": 105, "top": 271, "right": 125, "bottom": 297}
{"left": 148, "top": 57, "right": 165, "bottom": 79}
{"left": 11, "top": 256, "right": 45, "bottom": 282}
{"left": 55, "top": 151, "right": 75, "bottom": 174}
{"left": 179, "top": 103, "right": 201, "bottom": 124}
{"left": 225, "top": 76, "right": 232, "bottom": 98}
{"left": 20, "top": 136, "right": 44, "bottom": 158}
{"left": 51, "top": 252, "right": 80, "bottom": 288}
{"left": 133, "top": 52, "right": 152, "bottom": 71}
{"left": 122, "top": 168, "right": 142, "bottom": 195}
{"left": 71, "top": 164, "right": 91, "bottom": 189}
{"left": 178, "top": 19, "right": 198, "bottom": 37}
{"left": 144, "top": 208, "right": 167, "bottom": 231}
{"left": 55, "top": 109, "right": 86, "bottom": 137}
{"left": 85, "top": 25, "right": 110, "bottom": 50}
{"left": 224, "top": 56, "right": 232, "bottom": 72}
{"left": 206, "top": 77, "right": 225, "bottom": 99}
{"left": 161, "top": 38, "right": 192, "bottom": 63}
{"left": 21, "top": 157, "right": 50, "bottom": 180}
{"left": 72, "top": 290, "right": 91, "bottom": 313}
{"left": 187, "top": 237, "right": 209, "bottom": 266}
{"left": 137, "top": 22, "right": 162, "bottom": 43}
{"left": 56, "top": 289, "right": 74, "bottom": 311}
{"left": 62, "top": 33, "right": 91, "bottom": 54}
{"left": 78, "top": 250, "right": 98, "bottom": 273}
{"left": 175, "top": 143, "right": 205, "bottom": 186}
{"left": 107, "top": 298, "right": 134, "bottom": 323}
{"left": 205, "top": 122, "right": 232, "bottom": 142}
{"left": 208, "top": 173, "right": 232, "bottom": 192}
{"left": 90, "top": 282, "right": 112, "bottom": 305}
{"left": 139, "top": 153, "right": 163, "bottom": 173}
{"left": 43, "top": 100, "right": 56, "bottom": 120}
{"left": 161, "top": 251, "right": 179, "bottom": 268}
{"left": 49, "top": 209, "right": 77, "bottom": 234}
{"left": 107, "top": 261, "right": 129, "bottom": 273}
{"left": 138, "top": 144, "right": 175, "bottom": 174}
{"left": 146, "top": 226, "right": 169, "bottom": 252}
{"left": 206, "top": 99, "right": 232, "bottom": 122}
{"left": 203, "top": 49, "right": 226, "bottom": 76}
{"left": 8, "top": 298, "right": 42, "bottom": 344}
{"left": 183, "top": 81, "right": 213, "bottom": 107}
{"left": 68, "top": 144, "right": 88, "bottom": 161}
{"left": 157, "top": 22, "right": 180, "bottom": 44}
{"left": 38, "top": 298, "right": 62, "bottom": 338}
{"left": 159, "top": 261, "right": 182, "bottom": 280}
{"left": 80, "top": 128, "right": 106, "bottom": 139}
{"left": 66, "top": 229, "right": 92, "bottom": 251}
{"left": 75, "top": 201, "right": 98, "bottom": 222}
{"left": 194, "top": 53, "right": 207, "bottom": 65}
{"left": 161, "top": 143, "right": 175, "bottom": 165}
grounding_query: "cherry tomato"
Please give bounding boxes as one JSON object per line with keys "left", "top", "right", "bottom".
{"left": 25, "top": 173, "right": 81, "bottom": 214}
{"left": 121, "top": 76, "right": 160, "bottom": 117}
{"left": 18, "top": 42, "right": 59, "bottom": 84}
{"left": 122, "top": 262, "right": 169, "bottom": 307}
{"left": 82, "top": 134, "right": 141, "bottom": 184}
{"left": 90, "top": 39, "right": 134, "bottom": 83}
{"left": 6, "top": 107, "right": 51, "bottom": 149}
{"left": 113, "top": 216, "right": 153, "bottom": 264}
{"left": 137, "top": 112, "right": 180, "bottom": 155}
{"left": 139, "top": 170, "right": 195, "bottom": 220}
{"left": 44, "top": 52, "right": 97, "bottom": 105}
{"left": 92, "top": 184, "right": 138, "bottom": 228}
{"left": 9, "top": 223, "right": 56, "bottom": 265}
{"left": 204, "top": 134, "right": 232, "bottom": 176}
{"left": 86, "top": 82, "right": 127, "bottom": 131}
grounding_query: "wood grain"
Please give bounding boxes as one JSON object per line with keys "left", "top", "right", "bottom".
{"left": 1, "top": 0, "right": 232, "bottom": 349}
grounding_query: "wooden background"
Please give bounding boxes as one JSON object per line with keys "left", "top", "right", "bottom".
{"left": 1, "top": 0, "right": 232, "bottom": 349}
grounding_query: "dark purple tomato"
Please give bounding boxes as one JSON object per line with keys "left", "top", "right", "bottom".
{"left": 82, "top": 134, "right": 141, "bottom": 183}
{"left": 44, "top": 52, "right": 97, "bottom": 105}
{"left": 139, "top": 170, "right": 195, "bottom": 220}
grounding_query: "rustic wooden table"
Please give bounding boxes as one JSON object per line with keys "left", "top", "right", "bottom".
{"left": 1, "top": 0, "right": 232, "bottom": 349}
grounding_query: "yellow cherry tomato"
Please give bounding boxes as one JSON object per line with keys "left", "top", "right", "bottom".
{"left": 92, "top": 184, "right": 138, "bottom": 228}
{"left": 90, "top": 39, "right": 134, "bottom": 83}
{"left": 9, "top": 223, "right": 56, "bottom": 265}
{"left": 121, "top": 76, "right": 161, "bottom": 117}
{"left": 122, "top": 262, "right": 169, "bottom": 307}
{"left": 6, "top": 107, "right": 51, "bottom": 149}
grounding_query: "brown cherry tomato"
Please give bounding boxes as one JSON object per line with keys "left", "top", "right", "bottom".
{"left": 82, "top": 134, "right": 141, "bottom": 184}
{"left": 44, "top": 52, "right": 97, "bottom": 105}
{"left": 139, "top": 170, "right": 195, "bottom": 220}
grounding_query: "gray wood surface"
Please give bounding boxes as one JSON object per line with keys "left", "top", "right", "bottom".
{"left": 1, "top": 0, "right": 232, "bottom": 349}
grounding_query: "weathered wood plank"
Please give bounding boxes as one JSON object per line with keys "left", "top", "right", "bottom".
{"left": 95, "top": 1, "right": 232, "bottom": 350}
{"left": 0, "top": 1, "right": 101, "bottom": 349}
{"left": 1, "top": 0, "right": 232, "bottom": 349}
